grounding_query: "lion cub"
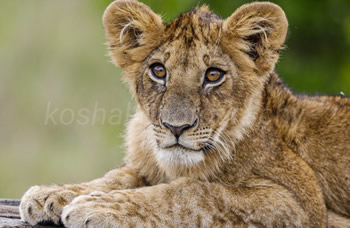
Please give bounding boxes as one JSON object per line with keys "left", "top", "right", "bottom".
{"left": 20, "top": 0, "right": 350, "bottom": 227}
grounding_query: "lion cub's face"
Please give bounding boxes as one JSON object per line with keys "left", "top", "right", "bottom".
{"left": 103, "top": 0, "right": 288, "bottom": 166}
{"left": 141, "top": 25, "right": 238, "bottom": 166}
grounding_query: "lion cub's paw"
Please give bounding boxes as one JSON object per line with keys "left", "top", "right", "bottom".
{"left": 62, "top": 191, "right": 137, "bottom": 228}
{"left": 20, "top": 185, "right": 78, "bottom": 225}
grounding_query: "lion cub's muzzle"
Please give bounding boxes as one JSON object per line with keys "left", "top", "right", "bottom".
{"left": 161, "top": 119, "right": 198, "bottom": 139}
{"left": 155, "top": 99, "right": 207, "bottom": 151}
{"left": 152, "top": 116, "right": 212, "bottom": 152}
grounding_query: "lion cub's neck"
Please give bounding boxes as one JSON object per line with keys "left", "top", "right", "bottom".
{"left": 261, "top": 73, "right": 304, "bottom": 147}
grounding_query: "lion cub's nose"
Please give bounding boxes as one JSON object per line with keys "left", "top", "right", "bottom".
{"left": 162, "top": 120, "right": 197, "bottom": 139}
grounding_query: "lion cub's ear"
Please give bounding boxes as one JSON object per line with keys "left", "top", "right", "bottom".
{"left": 222, "top": 2, "right": 288, "bottom": 74}
{"left": 103, "top": 0, "right": 164, "bottom": 68}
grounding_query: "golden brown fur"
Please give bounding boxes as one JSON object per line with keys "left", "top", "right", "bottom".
{"left": 19, "top": 0, "right": 350, "bottom": 227}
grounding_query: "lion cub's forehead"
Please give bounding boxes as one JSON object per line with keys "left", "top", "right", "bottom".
{"left": 152, "top": 6, "right": 223, "bottom": 67}
{"left": 164, "top": 6, "right": 223, "bottom": 48}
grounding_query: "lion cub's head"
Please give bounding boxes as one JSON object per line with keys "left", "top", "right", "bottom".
{"left": 103, "top": 0, "right": 288, "bottom": 167}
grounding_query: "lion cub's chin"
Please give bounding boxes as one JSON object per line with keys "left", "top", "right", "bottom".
{"left": 156, "top": 147, "right": 205, "bottom": 167}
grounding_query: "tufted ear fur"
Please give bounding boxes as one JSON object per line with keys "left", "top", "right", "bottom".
{"left": 222, "top": 2, "right": 288, "bottom": 74}
{"left": 103, "top": 0, "right": 164, "bottom": 69}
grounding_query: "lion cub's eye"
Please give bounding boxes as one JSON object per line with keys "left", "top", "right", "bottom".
{"left": 204, "top": 67, "right": 225, "bottom": 86}
{"left": 150, "top": 63, "right": 167, "bottom": 81}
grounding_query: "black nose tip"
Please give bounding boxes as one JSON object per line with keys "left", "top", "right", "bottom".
{"left": 162, "top": 119, "right": 198, "bottom": 139}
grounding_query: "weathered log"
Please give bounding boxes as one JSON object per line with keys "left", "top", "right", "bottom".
{"left": 0, "top": 199, "right": 61, "bottom": 228}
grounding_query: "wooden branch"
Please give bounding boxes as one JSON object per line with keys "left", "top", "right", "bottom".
{"left": 0, "top": 199, "right": 62, "bottom": 228}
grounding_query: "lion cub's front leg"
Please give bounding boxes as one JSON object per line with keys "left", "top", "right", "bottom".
{"left": 19, "top": 166, "right": 145, "bottom": 225}
{"left": 61, "top": 178, "right": 312, "bottom": 227}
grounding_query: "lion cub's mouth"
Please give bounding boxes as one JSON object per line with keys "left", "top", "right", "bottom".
{"left": 157, "top": 143, "right": 207, "bottom": 166}
{"left": 164, "top": 143, "right": 203, "bottom": 152}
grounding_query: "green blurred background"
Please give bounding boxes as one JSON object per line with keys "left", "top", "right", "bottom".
{"left": 0, "top": 0, "right": 349, "bottom": 198}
